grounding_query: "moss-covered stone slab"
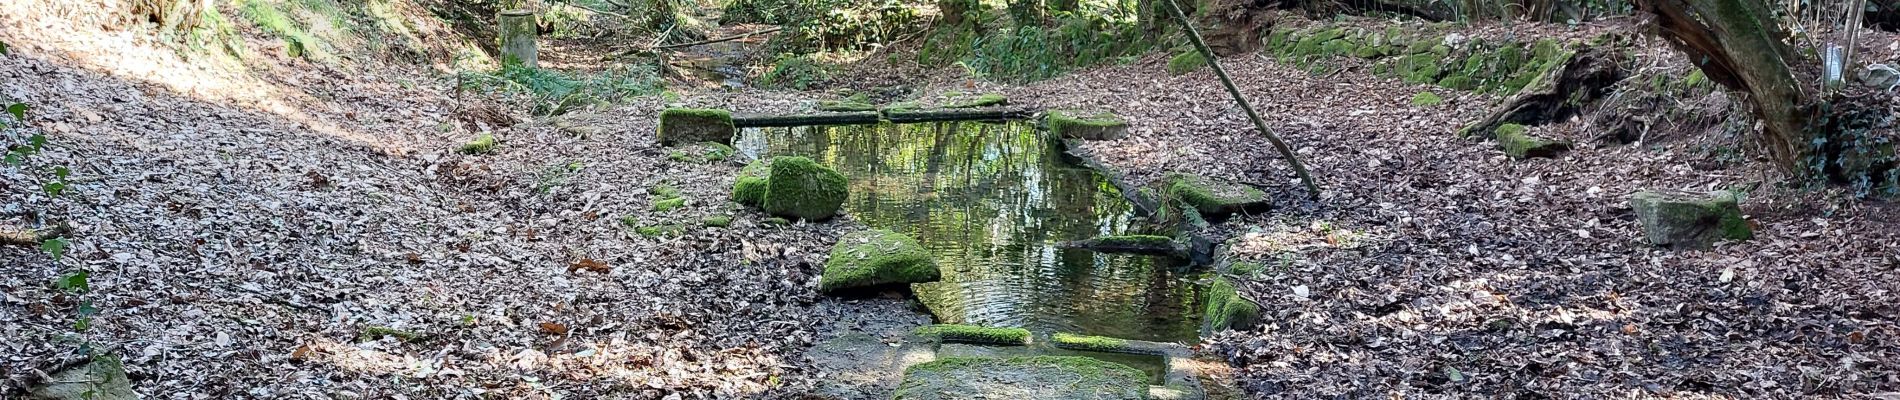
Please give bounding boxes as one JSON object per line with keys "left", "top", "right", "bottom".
{"left": 1164, "top": 173, "right": 1271, "bottom": 217}
{"left": 761, "top": 156, "right": 848, "bottom": 221}
{"left": 30, "top": 355, "right": 138, "bottom": 400}
{"left": 894, "top": 356, "right": 1149, "bottom": 400}
{"left": 657, "top": 108, "right": 734, "bottom": 146}
{"left": 1630, "top": 190, "right": 1752, "bottom": 249}
{"left": 1050, "top": 332, "right": 1175, "bottom": 355}
{"left": 1203, "top": 276, "right": 1260, "bottom": 334}
{"left": 943, "top": 93, "right": 1007, "bottom": 109}
{"left": 1047, "top": 110, "right": 1129, "bottom": 140}
{"left": 821, "top": 229, "right": 940, "bottom": 293}
{"left": 1494, "top": 123, "right": 1571, "bottom": 159}
{"left": 731, "top": 159, "right": 770, "bottom": 207}
{"left": 913, "top": 324, "right": 1031, "bottom": 345}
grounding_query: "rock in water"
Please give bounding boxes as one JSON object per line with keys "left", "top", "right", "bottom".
{"left": 1164, "top": 172, "right": 1271, "bottom": 218}
{"left": 762, "top": 156, "right": 848, "bottom": 221}
{"left": 1202, "top": 276, "right": 1260, "bottom": 334}
{"left": 30, "top": 356, "right": 138, "bottom": 400}
{"left": 656, "top": 108, "right": 734, "bottom": 146}
{"left": 1630, "top": 190, "right": 1752, "bottom": 249}
{"left": 821, "top": 229, "right": 939, "bottom": 293}
{"left": 894, "top": 356, "right": 1149, "bottom": 400}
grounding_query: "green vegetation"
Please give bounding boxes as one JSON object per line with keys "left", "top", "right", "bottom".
{"left": 702, "top": 214, "right": 733, "bottom": 227}
{"left": 237, "top": 0, "right": 325, "bottom": 59}
{"left": 1048, "top": 332, "right": 1144, "bottom": 353}
{"left": 920, "top": 10, "right": 1153, "bottom": 82}
{"left": 820, "top": 229, "right": 938, "bottom": 292}
{"left": 1203, "top": 276, "right": 1260, "bottom": 333}
{"left": 731, "top": 160, "right": 771, "bottom": 207}
{"left": 1494, "top": 123, "right": 1571, "bottom": 159}
{"left": 913, "top": 324, "right": 1031, "bottom": 345}
{"left": 760, "top": 156, "right": 849, "bottom": 221}
{"left": 359, "top": 326, "right": 423, "bottom": 342}
{"left": 1168, "top": 50, "right": 1207, "bottom": 75}
{"left": 1164, "top": 172, "right": 1269, "bottom": 216}
{"left": 459, "top": 133, "right": 496, "bottom": 154}
{"left": 652, "top": 197, "right": 686, "bottom": 211}
{"left": 1410, "top": 91, "right": 1443, "bottom": 106}
{"left": 758, "top": 54, "right": 832, "bottom": 89}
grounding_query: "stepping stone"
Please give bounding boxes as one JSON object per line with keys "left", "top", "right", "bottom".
{"left": 1630, "top": 190, "right": 1752, "bottom": 249}
{"left": 1494, "top": 123, "right": 1571, "bottom": 159}
{"left": 1046, "top": 110, "right": 1129, "bottom": 141}
{"left": 821, "top": 229, "right": 939, "bottom": 293}
{"left": 1163, "top": 173, "right": 1271, "bottom": 218}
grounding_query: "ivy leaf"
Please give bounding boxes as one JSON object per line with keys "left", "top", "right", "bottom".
{"left": 42, "top": 237, "right": 71, "bottom": 261}
{"left": 29, "top": 134, "right": 46, "bottom": 151}
{"left": 53, "top": 268, "right": 86, "bottom": 292}
{"left": 3, "top": 152, "right": 20, "bottom": 166}
{"left": 5, "top": 103, "right": 24, "bottom": 121}
{"left": 42, "top": 181, "right": 65, "bottom": 196}
{"left": 53, "top": 165, "right": 70, "bottom": 179}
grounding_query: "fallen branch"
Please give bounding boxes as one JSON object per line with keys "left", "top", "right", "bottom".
{"left": 1164, "top": 0, "right": 1321, "bottom": 199}
{"left": 654, "top": 27, "right": 783, "bottom": 50}
{"left": 733, "top": 112, "right": 883, "bottom": 127}
{"left": 1, "top": 222, "right": 70, "bottom": 246}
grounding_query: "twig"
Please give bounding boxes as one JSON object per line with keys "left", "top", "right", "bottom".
{"left": 1, "top": 222, "right": 70, "bottom": 246}
{"left": 562, "top": 1, "right": 629, "bottom": 19}
{"left": 653, "top": 26, "right": 783, "bottom": 50}
{"left": 1163, "top": 0, "right": 1322, "bottom": 199}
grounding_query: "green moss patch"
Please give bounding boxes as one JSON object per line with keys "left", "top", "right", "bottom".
{"left": 459, "top": 133, "right": 496, "bottom": 154}
{"left": 1047, "top": 110, "right": 1129, "bottom": 140}
{"left": 1630, "top": 190, "right": 1752, "bottom": 249}
{"left": 913, "top": 324, "right": 1031, "bottom": 345}
{"left": 820, "top": 229, "right": 939, "bottom": 293}
{"left": 1494, "top": 123, "right": 1571, "bottom": 159}
{"left": 895, "top": 356, "right": 1149, "bottom": 400}
{"left": 731, "top": 160, "right": 770, "bottom": 207}
{"left": 944, "top": 93, "right": 1008, "bottom": 109}
{"left": 1047, "top": 332, "right": 1173, "bottom": 356}
{"left": 1203, "top": 276, "right": 1260, "bottom": 333}
{"left": 657, "top": 108, "right": 735, "bottom": 147}
{"left": 761, "top": 156, "right": 849, "bottom": 221}
{"left": 702, "top": 214, "right": 732, "bottom": 227}
{"left": 1167, "top": 51, "right": 1207, "bottom": 75}
{"left": 1410, "top": 92, "right": 1443, "bottom": 106}
{"left": 651, "top": 197, "right": 686, "bottom": 212}
{"left": 817, "top": 100, "right": 878, "bottom": 112}
{"left": 1165, "top": 173, "right": 1270, "bottom": 217}
{"left": 360, "top": 326, "right": 424, "bottom": 342}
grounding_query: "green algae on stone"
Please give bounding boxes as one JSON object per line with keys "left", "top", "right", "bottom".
{"left": 761, "top": 156, "right": 848, "bottom": 221}
{"left": 731, "top": 160, "right": 771, "bottom": 207}
{"left": 1410, "top": 91, "right": 1443, "bottom": 106}
{"left": 1167, "top": 51, "right": 1206, "bottom": 75}
{"left": 1165, "top": 172, "right": 1270, "bottom": 216}
{"left": 1437, "top": 74, "right": 1477, "bottom": 90}
{"left": 944, "top": 93, "right": 1007, "bottom": 109}
{"left": 657, "top": 108, "right": 735, "bottom": 146}
{"left": 459, "top": 133, "right": 497, "bottom": 154}
{"left": 1394, "top": 53, "right": 1443, "bottom": 84}
{"left": 1203, "top": 276, "right": 1260, "bottom": 333}
{"left": 894, "top": 356, "right": 1149, "bottom": 400}
{"left": 701, "top": 142, "right": 736, "bottom": 162}
{"left": 1046, "top": 110, "right": 1129, "bottom": 140}
{"left": 1494, "top": 123, "right": 1571, "bottom": 159}
{"left": 913, "top": 324, "right": 1031, "bottom": 345}
{"left": 1630, "top": 190, "right": 1752, "bottom": 249}
{"left": 820, "top": 229, "right": 939, "bottom": 292}
{"left": 1048, "top": 332, "right": 1174, "bottom": 355}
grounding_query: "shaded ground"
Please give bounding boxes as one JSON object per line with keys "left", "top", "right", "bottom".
{"left": 4, "top": 4, "right": 1898, "bottom": 400}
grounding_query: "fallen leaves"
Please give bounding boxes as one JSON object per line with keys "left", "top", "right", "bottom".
{"left": 568, "top": 258, "right": 610, "bottom": 274}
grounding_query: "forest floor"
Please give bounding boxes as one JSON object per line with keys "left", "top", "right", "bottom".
{"left": 4, "top": 3, "right": 1900, "bottom": 399}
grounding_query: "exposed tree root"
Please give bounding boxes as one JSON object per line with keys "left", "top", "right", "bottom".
{"left": 1462, "top": 45, "right": 1627, "bottom": 138}
{"left": 0, "top": 222, "right": 69, "bottom": 247}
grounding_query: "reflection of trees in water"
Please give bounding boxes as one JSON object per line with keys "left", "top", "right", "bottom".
{"left": 754, "top": 122, "right": 1199, "bottom": 342}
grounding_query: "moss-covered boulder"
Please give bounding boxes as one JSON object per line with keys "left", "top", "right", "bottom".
{"left": 894, "top": 356, "right": 1149, "bottom": 400}
{"left": 731, "top": 160, "right": 771, "bottom": 207}
{"left": 1046, "top": 110, "right": 1129, "bottom": 140}
{"left": 1203, "top": 276, "right": 1260, "bottom": 333}
{"left": 1167, "top": 51, "right": 1206, "bottom": 75}
{"left": 1164, "top": 173, "right": 1271, "bottom": 217}
{"left": 761, "top": 156, "right": 848, "bottom": 221}
{"left": 459, "top": 133, "right": 497, "bottom": 154}
{"left": 1630, "top": 190, "right": 1752, "bottom": 249}
{"left": 914, "top": 324, "right": 1031, "bottom": 345}
{"left": 820, "top": 229, "right": 939, "bottom": 292}
{"left": 1395, "top": 53, "right": 1443, "bottom": 84}
{"left": 657, "top": 108, "right": 735, "bottom": 147}
{"left": 29, "top": 355, "right": 138, "bottom": 400}
{"left": 1494, "top": 123, "right": 1571, "bottom": 159}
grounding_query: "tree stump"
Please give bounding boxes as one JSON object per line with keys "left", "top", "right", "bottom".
{"left": 498, "top": 10, "right": 538, "bottom": 68}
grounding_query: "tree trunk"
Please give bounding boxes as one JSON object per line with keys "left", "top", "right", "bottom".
{"left": 1636, "top": 0, "right": 1818, "bottom": 176}
{"left": 1049, "top": 0, "right": 1079, "bottom": 13}
{"left": 1008, "top": 0, "right": 1045, "bottom": 26}
{"left": 939, "top": 0, "right": 976, "bottom": 26}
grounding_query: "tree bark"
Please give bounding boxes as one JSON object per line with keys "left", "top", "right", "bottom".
{"left": 1636, "top": 0, "right": 1818, "bottom": 176}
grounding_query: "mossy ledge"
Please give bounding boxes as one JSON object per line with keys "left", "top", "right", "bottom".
{"left": 1165, "top": 172, "right": 1271, "bottom": 217}
{"left": 894, "top": 356, "right": 1149, "bottom": 400}
{"left": 1203, "top": 276, "right": 1261, "bottom": 334}
{"left": 459, "top": 133, "right": 496, "bottom": 154}
{"left": 819, "top": 229, "right": 940, "bottom": 293}
{"left": 656, "top": 108, "right": 735, "bottom": 147}
{"left": 1049, "top": 332, "right": 1174, "bottom": 355}
{"left": 730, "top": 159, "right": 770, "bottom": 207}
{"left": 913, "top": 324, "right": 1031, "bottom": 345}
{"left": 943, "top": 93, "right": 1007, "bottom": 109}
{"left": 1494, "top": 123, "right": 1571, "bottom": 159}
{"left": 1047, "top": 110, "right": 1129, "bottom": 140}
